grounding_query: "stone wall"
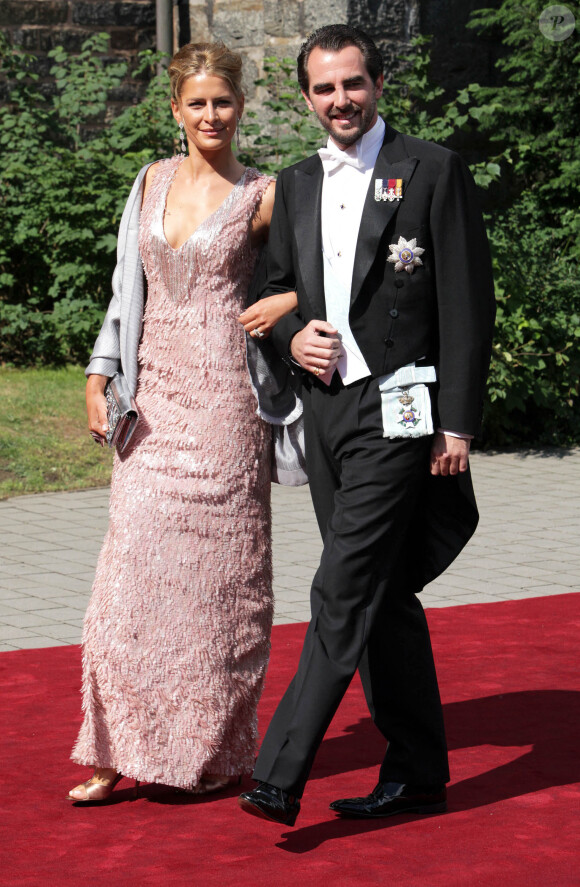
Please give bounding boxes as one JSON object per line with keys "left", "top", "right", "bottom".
{"left": 186, "top": 0, "right": 500, "bottom": 102}
{"left": 187, "top": 0, "right": 350, "bottom": 101}
{"left": 0, "top": 0, "right": 156, "bottom": 104}
{"left": 1, "top": 0, "right": 500, "bottom": 110}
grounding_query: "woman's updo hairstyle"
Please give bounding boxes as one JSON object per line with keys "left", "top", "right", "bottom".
{"left": 168, "top": 42, "right": 244, "bottom": 104}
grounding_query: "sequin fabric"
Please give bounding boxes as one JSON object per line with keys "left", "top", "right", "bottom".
{"left": 72, "top": 157, "right": 274, "bottom": 788}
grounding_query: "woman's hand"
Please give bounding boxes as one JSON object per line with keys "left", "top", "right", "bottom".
{"left": 86, "top": 374, "right": 109, "bottom": 446}
{"left": 238, "top": 291, "right": 298, "bottom": 339}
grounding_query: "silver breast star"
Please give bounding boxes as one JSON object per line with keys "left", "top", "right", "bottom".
{"left": 387, "top": 237, "right": 425, "bottom": 274}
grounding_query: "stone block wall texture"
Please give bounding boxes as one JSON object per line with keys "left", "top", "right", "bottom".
{"left": 0, "top": 0, "right": 156, "bottom": 105}
{"left": 184, "top": 0, "right": 499, "bottom": 130}
{"left": 1, "top": 0, "right": 500, "bottom": 124}
{"left": 187, "top": 0, "right": 499, "bottom": 99}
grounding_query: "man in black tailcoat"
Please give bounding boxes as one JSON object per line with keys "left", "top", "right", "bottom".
{"left": 239, "top": 24, "right": 495, "bottom": 827}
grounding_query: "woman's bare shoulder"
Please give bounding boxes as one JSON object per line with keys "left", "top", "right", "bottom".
{"left": 142, "top": 157, "right": 176, "bottom": 201}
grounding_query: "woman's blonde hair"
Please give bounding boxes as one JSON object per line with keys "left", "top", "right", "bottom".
{"left": 168, "top": 42, "right": 244, "bottom": 103}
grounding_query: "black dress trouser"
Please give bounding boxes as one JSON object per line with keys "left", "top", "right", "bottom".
{"left": 253, "top": 374, "right": 449, "bottom": 796}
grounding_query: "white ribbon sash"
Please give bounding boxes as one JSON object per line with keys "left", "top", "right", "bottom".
{"left": 378, "top": 363, "right": 436, "bottom": 439}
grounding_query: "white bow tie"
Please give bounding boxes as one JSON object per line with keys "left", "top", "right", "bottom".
{"left": 318, "top": 146, "right": 364, "bottom": 175}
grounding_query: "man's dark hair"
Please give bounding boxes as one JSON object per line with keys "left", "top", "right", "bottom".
{"left": 297, "top": 24, "right": 384, "bottom": 93}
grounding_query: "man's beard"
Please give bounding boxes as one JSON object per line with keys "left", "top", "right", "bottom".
{"left": 317, "top": 99, "right": 377, "bottom": 147}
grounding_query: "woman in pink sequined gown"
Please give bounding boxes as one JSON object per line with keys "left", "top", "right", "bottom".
{"left": 68, "top": 43, "right": 298, "bottom": 802}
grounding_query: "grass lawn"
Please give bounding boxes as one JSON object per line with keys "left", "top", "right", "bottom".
{"left": 0, "top": 365, "right": 113, "bottom": 499}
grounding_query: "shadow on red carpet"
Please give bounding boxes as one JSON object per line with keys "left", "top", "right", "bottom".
{"left": 1, "top": 593, "right": 579, "bottom": 886}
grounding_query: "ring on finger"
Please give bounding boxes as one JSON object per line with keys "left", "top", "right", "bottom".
{"left": 313, "top": 367, "right": 320, "bottom": 376}
{"left": 254, "top": 328, "right": 265, "bottom": 339}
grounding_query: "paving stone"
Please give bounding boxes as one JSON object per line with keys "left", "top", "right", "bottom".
{"left": 31, "top": 606, "right": 86, "bottom": 621}
{"left": 425, "top": 599, "right": 464, "bottom": 608}
{"left": 27, "top": 575, "right": 92, "bottom": 592}
{"left": 39, "top": 624, "right": 83, "bottom": 641}
{"left": 0, "top": 597, "right": 68, "bottom": 613}
{"left": 272, "top": 549, "right": 309, "bottom": 564}
{"left": 53, "top": 551, "right": 99, "bottom": 567}
{"left": 0, "top": 612, "right": 59, "bottom": 629}
{"left": 20, "top": 519, "right": 82, "bottom": 531}
{"left": 0, "top": 603, "right": 25, "bottom": 617}
{"left": 0, "top": 625, "right": 39, "bottom": 640}
{"left": 64, "top": 618, "right": 86, "bottom": 629}
{"left": 273, "top": 614, "right": 304, "bottom": 625}
{"left": 0, "top": 563, "right": 48, "bottom": 577}
{"left": 519, "top": 584, "right": 578, "bottom": 597}
{"left": 40, "top": 594, "right": 91, "bottom": 608}
{"left": 6, "top": 636, "right": 68, "bottom": 649}
{"left": 275, "top": 589, "right": 314, "bottom": 603}
{"left": 5, "top": 539, "right": 65, "bottom": 553}
{"left": 273, "top": 577, "right": 311, "bottom": 592}
{"left": 275, "top": 565, "right": 318, "bottom": 580}
{"left": 0, "top": 546, "right": 40, "bottom": 559}
{"left": 0, "top": 448, "right": 579, "bottom": 650}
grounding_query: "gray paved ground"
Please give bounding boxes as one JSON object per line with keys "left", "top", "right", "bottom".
{"left": 0, "top": 448, "right": 578, "bottom": 651}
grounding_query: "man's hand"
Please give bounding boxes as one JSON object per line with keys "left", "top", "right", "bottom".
{"left": 430, "top": 432, "right": 470, "bottom": 476}
{"left": 290, "top": 320, "right": 341, "bottom": 375}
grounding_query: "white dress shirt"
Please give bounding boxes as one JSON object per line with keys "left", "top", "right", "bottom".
{"left": 318, "top": 117, "right": 385, "bottom": 385}
{"left": 319, "top": 116, "right": 385, "bottom": 288}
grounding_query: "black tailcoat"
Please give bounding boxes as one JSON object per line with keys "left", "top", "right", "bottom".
{"left": 252, "top": 123, "right": 495, "bottom": 794}
{"left": 259, "top": 123, "right": 495, "bottom": 587}
{"left": 265, "top": 123, "right": 495, "bottom": 436}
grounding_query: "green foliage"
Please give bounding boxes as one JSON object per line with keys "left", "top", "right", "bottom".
{"left": 378, "top": 36, "right": 504, "bottom": 189}
{"left": 0, "top": 34, "right": 175, "bottom": 365}
{"left": 239, "top": 56, "right": 324, "bottom": 172}
{"left": 486, "top": 198, "right": 580, "bottom": 445}
{"left": 468, "top": 1, "right": 580, "bottom": 233}
{"left": 465, "top": 1, "right": 580, "bottom": 445}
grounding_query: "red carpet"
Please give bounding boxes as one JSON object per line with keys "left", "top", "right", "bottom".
{"left": 2, "top": 593, "right": 579, "bottom": 887}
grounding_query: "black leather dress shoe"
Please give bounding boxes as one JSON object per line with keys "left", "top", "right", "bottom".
{"left": 238, "top": 782, "right": 300, "bottom": 826}
{"left": 329, "top": 781, "right": 447, "bottom": 818}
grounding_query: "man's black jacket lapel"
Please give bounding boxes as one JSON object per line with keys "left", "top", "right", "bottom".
{"left": 293, "top": 163, "right": 325, "bottom": 319}
{"left": 351, "top": 126, "right": 418, "bottom": 305}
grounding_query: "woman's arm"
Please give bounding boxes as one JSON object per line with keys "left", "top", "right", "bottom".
{"left": 250, "top": 180, "right": 276, "bottom": 246}
{"left": 238, "top": 290, "right": 298, "bottom": 338}
{"left": 242, "top": 180, "right": 298, "bottom": 336}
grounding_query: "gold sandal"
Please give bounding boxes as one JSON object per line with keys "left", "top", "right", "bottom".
{"left": 67, "top": 770, "right": 139, "bottom": 803}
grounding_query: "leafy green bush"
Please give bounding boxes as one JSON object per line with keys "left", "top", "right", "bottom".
{"left": 485, "top": 198, "right": 580, "bottom": 445}
{"left": 465, "top": 1, "right": 580, "bottom": 445}
{"left": 0, "top": 33, "right": 175, "bottom": 364}
{"left": 239, "top": 57, "right": 323, "bottom": 172}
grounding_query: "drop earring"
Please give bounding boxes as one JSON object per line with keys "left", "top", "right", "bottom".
{"left": 236, "top": 117, "right": 241, "bottom": 150}
{"left": 179, "top": 122, "right": 187, "bottom": 155}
